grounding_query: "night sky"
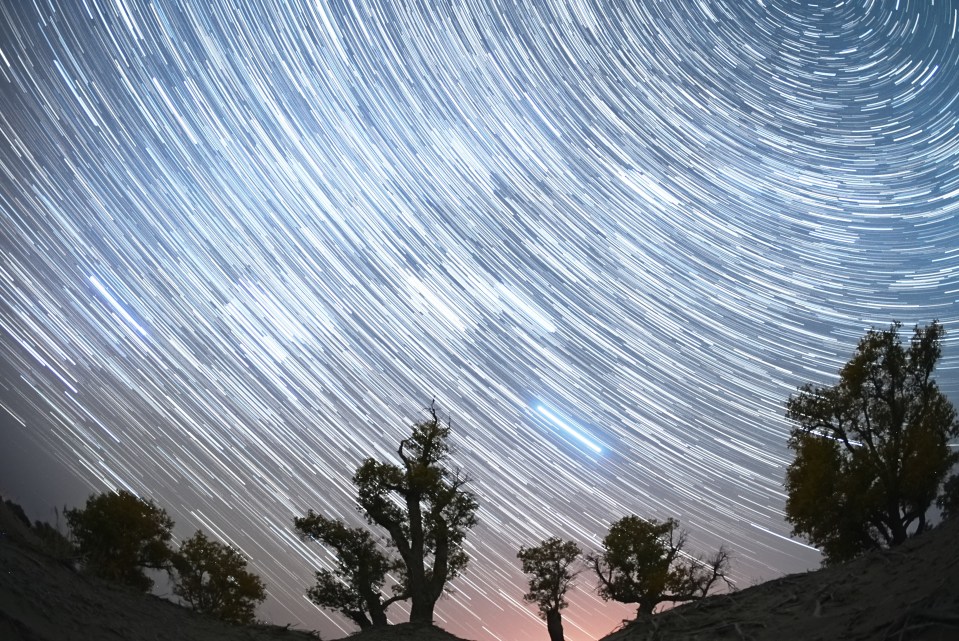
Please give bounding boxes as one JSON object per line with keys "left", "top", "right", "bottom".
{"left": 2, "top": 1, "right": 958, "bottom": 639}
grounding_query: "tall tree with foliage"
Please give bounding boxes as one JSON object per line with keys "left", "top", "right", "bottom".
{"left": 353, "top": 403, "right": 479, "bottom": 624}
{"left": 517, "top": 537, "right": 582, "bottom": 641}
{"left": 588, "top": 516, "right": 731, "bottom": 618}
{"left": 785, "top": 321, "right": 959, "bottom": 564}
{"left": 170, "top": 530, "right": 267, "bottom": 624}
{"left": 294, "top": 511, "right": 407, "bottom": 629}
{"left": 65, "top": 490, "right": 174, "bottom": 591}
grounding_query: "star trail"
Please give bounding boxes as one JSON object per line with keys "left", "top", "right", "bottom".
{"left": 1, "top": 1, "right": 958, "bottom": 639}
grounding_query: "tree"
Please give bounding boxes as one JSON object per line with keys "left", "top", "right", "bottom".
{"left": 785, "top": 322, "right": 959, "bottom": 563}
{"left": 517, "top": 537, "right": 582, "bottom": 641}
{"left": 588, "top": 516, "right": 731, "bottom": 618}
{"left": 352, "top": 403, "right": 479, "bottom": 624}
{"left": 294, "top": 511, "right": 407, "bottom": 629}
{"left": 65, "top": 490, "right": 174, "bottom": 591}
{"left": 170, "top": 530, "right": 266, "bottom": 624}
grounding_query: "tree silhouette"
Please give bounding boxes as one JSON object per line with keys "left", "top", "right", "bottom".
{"left": 65, "top": 490, "right": 173, "bottom": 591}
{"left": 517, "top": 537, "right": 581, "bottom": 641}
{"left": 294, "top": 511, "right": 407, "bottom": 629}
{"left": 785, "top": 321, "right": 959, "bottom": 563}
{"left": 352, "top": 402, "right": 479, "bottom": 624}
{"left": 588, "top": 516, "right": 731, "bottom": 618}
{"left": 170, "top": 530, "right": 266, "bottom": 624}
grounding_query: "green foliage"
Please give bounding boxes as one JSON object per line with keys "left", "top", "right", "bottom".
{"left": 938, "top": 475, "right": 959, "bottom": 521}
{"left": 518, "top": 537, "right": 581, "bottom": 641}
{"left": 65, "top": 490, "right": 174, "bottom": 591}
{"left": 517, "top": 537, "right": 582, "bottom": 617}
{"left": 785, "top": 322, "right": 959, "bottom": 563}
{"left": 352, "top": 402, "right": 479, "bottom": 624}
{"left": 170, "top": 530, "right": 266, "bottom": 625}
{"left": 294, "top": 511, "right": 406, "bottom": 629}
{"left": 784, "top": 434, "right": 877, "bottom": 562}
{"left": 589, "top": 516, "right": 731, "bottom": 617}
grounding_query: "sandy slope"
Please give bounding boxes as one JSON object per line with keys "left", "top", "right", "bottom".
{"left": 3, "top": 496, "right": 958, "bottom": 641}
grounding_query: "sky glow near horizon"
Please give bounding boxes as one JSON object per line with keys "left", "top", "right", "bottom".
{"left": 1, "top": 1, "right": 959, "bottom": 639}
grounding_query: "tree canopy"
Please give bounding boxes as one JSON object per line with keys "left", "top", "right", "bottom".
{"left": 785, "top": 321, "right": 959, "bottom": 563}
{"left": 517, "top": 537, "right": 582, "bottom": 641}
{"left": 65, "top": 490, "right": 174, "bottom": 591}
{"left": 588, "top": 516, "right": 731, "bottom": 617}
{"left": 170, "top": 530, "right": 266, "bottom": 624}
{"left": 293, "top": 511, "right": 406, "bottom": 629}
{"left": 352, "top": 402, "right": 479, "bottom": 624}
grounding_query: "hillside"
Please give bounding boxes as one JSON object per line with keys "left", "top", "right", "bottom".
{"left": 2, "top": 496, "right": 957, "bottom": 641}
{"left": 600, "top": 517, "right": 959, "bottom": 641}
{"left": 0, "top": 500, "right": 322, "bottom": 641}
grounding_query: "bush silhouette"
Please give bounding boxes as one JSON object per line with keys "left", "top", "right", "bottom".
{"left": 65, "top": 490, "right": 173, "bottom": 591}
{"left": 170, "top": 530, "right": 266, "bottom": 624}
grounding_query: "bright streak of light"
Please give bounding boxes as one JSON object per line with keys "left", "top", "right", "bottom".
{"left": 89, "top": 275, "right": 149, "bottom": 337}
{"left": 536, "top": 404, "right": 603, "bottom": 454}
{"left": 750, "top": 521, "right": 822, "bottom": 553}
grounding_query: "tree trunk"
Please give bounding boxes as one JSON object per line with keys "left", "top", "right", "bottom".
{"left": 406, "top": 489, "right": 429, "bottom": 623}
{"left": 369, "top": 605, "right": 388, "bottom": 627}
{"left": 346, "top": 611, "right": 372, "bottom": 630}
{"left": 409, "top": 592, "right": 435, "bottom": 624}
{"left": 546, "top": 609, "right": 564, "bottom": 641}
{"left": 887, "top": 507, "right": 908, "bottom": 546}
{"left": 637, "top": 599, "right": 656, "bottom": 619}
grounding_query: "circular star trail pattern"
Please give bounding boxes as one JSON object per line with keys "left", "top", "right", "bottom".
{"left": 2, "top": 1, "right": 958, "bottom": 639}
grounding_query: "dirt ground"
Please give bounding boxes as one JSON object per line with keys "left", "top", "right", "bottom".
{"left": 2, "top": 497, "right": 958, "bottom": 641}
